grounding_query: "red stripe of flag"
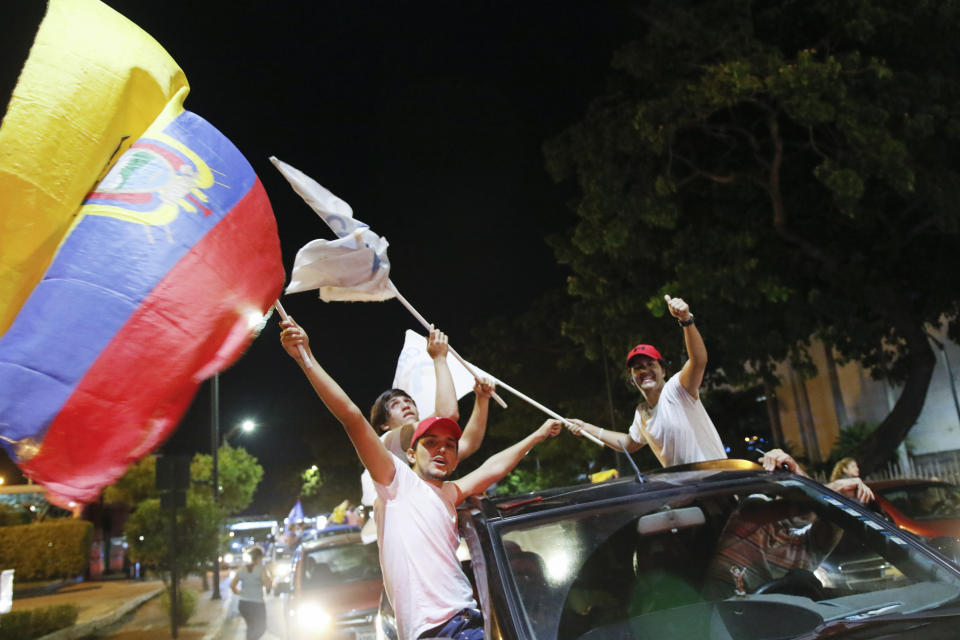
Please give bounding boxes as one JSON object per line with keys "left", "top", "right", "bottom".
{"left": 24, "top": 180, "right": 284, "bottom": 505}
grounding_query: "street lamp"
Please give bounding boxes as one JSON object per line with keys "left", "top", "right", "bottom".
{"left": 223, "top": 418, "right": 257, "bottom": 444}
{"left": 211, "top": 405, "right": 257, "bottom": 600}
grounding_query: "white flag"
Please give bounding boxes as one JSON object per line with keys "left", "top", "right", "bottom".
{"left": 271, "top": 156, "right": 393, "bottom": 301}
{"left": 270, "top": 156, "right": 364, "bottom": 238}
{"left": 285, "top": 229, "right": 393, "bottom": 301}
{"left": 391, "top": 330, "right": 488, "bottom": 417}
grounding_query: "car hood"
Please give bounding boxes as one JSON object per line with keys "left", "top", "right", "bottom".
{"left": 297, "top": 578, "right": 381, "bottom": 615}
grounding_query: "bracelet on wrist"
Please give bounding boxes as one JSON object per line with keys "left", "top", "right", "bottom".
{"left": 678, "top": 314, "right": 695, "bottom": 327}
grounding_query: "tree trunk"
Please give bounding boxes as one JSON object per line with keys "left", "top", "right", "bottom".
{"left": 856, "top": 307, "right": 937, "bottom": 474}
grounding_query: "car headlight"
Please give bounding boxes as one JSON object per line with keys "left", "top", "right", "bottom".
{"left": 223, "top": 553, "right": 234, "bottom": 565}
{"left": 296, "top": 601, "right": 332, "bottom": 631}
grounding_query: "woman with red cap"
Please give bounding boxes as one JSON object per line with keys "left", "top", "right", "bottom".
{"left": 567, "top": 295, "right": 727, "bottom": 466}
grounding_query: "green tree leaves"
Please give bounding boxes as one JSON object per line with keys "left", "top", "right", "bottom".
{"left": 545, "top": 0, "right": 960, "bottom": 469}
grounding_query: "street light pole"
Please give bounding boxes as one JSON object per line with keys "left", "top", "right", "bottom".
{"left": 211, "top": 373, "right": 221, "bottom": 600}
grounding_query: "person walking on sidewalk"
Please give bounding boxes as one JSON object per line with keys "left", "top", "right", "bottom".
{"left": 230, "top": 546, "right": 273, "bottom": 640}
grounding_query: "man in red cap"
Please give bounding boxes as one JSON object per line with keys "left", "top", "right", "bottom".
{"left": 358, "top": 328, "right": 495, "bottom": 536}
{"left": 279, "top": 317, "right": 561, "bottom": 640}
{"left": 567, "top": 295, "right": 726, "bottom": 466}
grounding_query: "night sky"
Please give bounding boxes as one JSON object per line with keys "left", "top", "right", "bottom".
{"left": 1, "top": 1, "right": 640, "bottom": 513}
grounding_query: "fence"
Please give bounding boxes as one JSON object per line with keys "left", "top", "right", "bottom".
{"left": 812, "top": 458, "right": 960, "bottom": 486}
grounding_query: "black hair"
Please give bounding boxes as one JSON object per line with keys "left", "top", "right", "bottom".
{"left": 369, "top": 388, "right": 416, "bottom": 429}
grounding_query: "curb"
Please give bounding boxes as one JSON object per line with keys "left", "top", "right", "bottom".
{"left": 202, "top": 594, "right": 234, "bottom": 640}
{"left": 12, "top": 576, "right": 84, "bottom": 599}
{"left": 36, "top": 587, "right": 163, "bottom": 640}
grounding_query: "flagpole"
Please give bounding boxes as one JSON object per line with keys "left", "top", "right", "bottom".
{"left": 274, "top": 301, "right": 312, "bottom": 368}
{"left": 387, "top": 282, "right": 604, "bottom": 447}
{"left": 388, "top": 282, "right": 507, "bottom": 408}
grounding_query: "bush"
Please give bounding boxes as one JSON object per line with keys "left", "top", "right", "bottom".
{"left": 160, "top": 586, "right": 197, "bottom": 625}
{"left": 0, "top": 520, "right": 92, "bottom": 581}
{"left": 0, "top": 505, "right": 28, "bottom": 527}
{"left": 0, "top": 603, "right": 78, "bottom": 639}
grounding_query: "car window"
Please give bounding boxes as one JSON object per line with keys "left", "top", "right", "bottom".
{"left": 303, "top": 542, "right": 382, "bottom": 589}
{"left": 878, "top": 483, "right": 960, "bottom": 520}
{"left": 495, "top": 478, "right": 960, "bottom": 639}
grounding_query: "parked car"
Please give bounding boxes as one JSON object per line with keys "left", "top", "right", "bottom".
{"left": 380, "top": 460, "right": 960, "bottom": 639}
{"left": 869, "top": 478, "right": 960, "bottom": 538}
{"left": 285, "top": 531, "right": 381, "bottom": 639}
{"left": 869, "top": 478, "right": 960, "bottom": 561}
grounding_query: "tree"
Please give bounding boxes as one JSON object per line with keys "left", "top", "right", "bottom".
{"left": 107, "top": 446, "right": 264, "bottom": 577}
{"left": 190, "top": 443, "right": 264, "bottom": 514}
{"left": 295, "top": 455, "right": 364, "bottom": 515}
{"left": 545, "top": 0, "right": 960, "bottom": 471}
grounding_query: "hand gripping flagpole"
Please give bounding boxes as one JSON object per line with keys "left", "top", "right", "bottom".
{"left": 387, "top": 283, "right": 605, "bottom": 447}
{"left": 387, "top": 282, "right": 508, "bottom": 409}
{"left": 274, "top": 300, "right": 312, "bottom": 368}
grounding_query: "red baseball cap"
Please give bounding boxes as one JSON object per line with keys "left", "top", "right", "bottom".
{"left": 625, "top": 344, "right": 663, "bottom": 368}
{"left": 410, "top": 416, "right": 462, "bottom": 447}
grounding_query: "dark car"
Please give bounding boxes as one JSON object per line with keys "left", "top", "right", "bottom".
{"left": 285, "top": 531, "right": 382, "bottom": 640}
{"left": 379, "top": 459, "right": 960, "bottom": 639}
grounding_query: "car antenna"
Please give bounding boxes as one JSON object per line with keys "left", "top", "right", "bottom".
{"left": 619, "top": 442, "right": 644, "bottom": 483}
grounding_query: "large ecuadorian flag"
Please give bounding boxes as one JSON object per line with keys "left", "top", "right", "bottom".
{"left": 0, "top": 0, "right": 285, "bottom": 506}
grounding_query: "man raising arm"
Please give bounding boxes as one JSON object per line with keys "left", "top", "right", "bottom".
{"left": 280, "top": 317, "right": 559, "bottom": 640}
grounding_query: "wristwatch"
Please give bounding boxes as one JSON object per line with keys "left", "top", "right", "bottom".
{"left": 678, "top": 314, "right": 695, "bottom": 327}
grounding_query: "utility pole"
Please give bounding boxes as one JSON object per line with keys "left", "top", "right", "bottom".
{"left": 211, "top": 373, "right": 221, "bottom": 600}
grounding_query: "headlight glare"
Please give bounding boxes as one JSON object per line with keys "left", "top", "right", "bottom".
{"left": 296, "top": 601, "right": 332, "bottom": 631}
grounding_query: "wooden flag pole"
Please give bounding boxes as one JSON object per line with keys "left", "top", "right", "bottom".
{"left": 274, "top": 301, "right": 312, "bottom": 368}
{"left": 387, "top": 282, "right": 507, "bottom": 409}
{"left": 387, "top": 282, "right": 605, "bottom": 447}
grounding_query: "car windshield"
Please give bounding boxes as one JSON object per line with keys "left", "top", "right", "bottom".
{"left": 877, "top": 483, "right": 960, "bottom": 520}
{"left": 302, "top": 542, "right": 381, "bottom": 590}
{"left": 494, "top": 475, "right": 960, "bottom": 639}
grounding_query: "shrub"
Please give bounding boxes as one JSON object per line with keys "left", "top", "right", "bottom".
{"left": 0, "top": 603, "right": 78, "bottom": 639}
{"left": 0, "top": 505, "right": 28, "bottom": 527}
{"left": 160, "top": 585, "right": 197, "bottom": 625}
{"left": 0, "top": 520, "right": 92, "bottom": 581}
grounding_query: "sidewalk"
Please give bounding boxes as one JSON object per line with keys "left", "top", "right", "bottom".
{"left": 7, "top": 574, "right": 233, "bottom": 640}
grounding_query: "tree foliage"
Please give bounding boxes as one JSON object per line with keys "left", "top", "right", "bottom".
{"left": 107, "top": 446, "right": 263, "bottom": 575}
{"left": 190, "top": 443, "right": 263, "bottom": 514}
{"left": 545, "top": 0, "right": 960, "bottom": 470}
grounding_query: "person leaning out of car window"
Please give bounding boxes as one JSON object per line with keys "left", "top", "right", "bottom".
{"left": 280, "top": 316, "right": 562, "bottom": 640}
{"left": 566, "top": 295, "right": 727, "bottom": 467}
{"left": 762, "top": 449, "right": 874, "bottom": 504}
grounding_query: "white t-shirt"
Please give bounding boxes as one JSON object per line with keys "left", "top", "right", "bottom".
{"left": 361, "top": 429, "right": 407, "bottom": 507}
{"left": 374, "top": 456, "right": 476, "bottom": 640}
{"left": 628, "top": 372, "right": 727, "bottom": 467}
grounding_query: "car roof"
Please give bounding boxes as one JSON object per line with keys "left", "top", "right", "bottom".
{"left": 301, "top": 531, "right": 365, "bottom": 552}
{"left": 467, "top": 459, "right": 766, "bottom": 520}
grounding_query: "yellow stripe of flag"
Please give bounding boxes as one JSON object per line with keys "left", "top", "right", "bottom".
{"left": 0, "top": 0, "right": 189, "bottom": 336}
